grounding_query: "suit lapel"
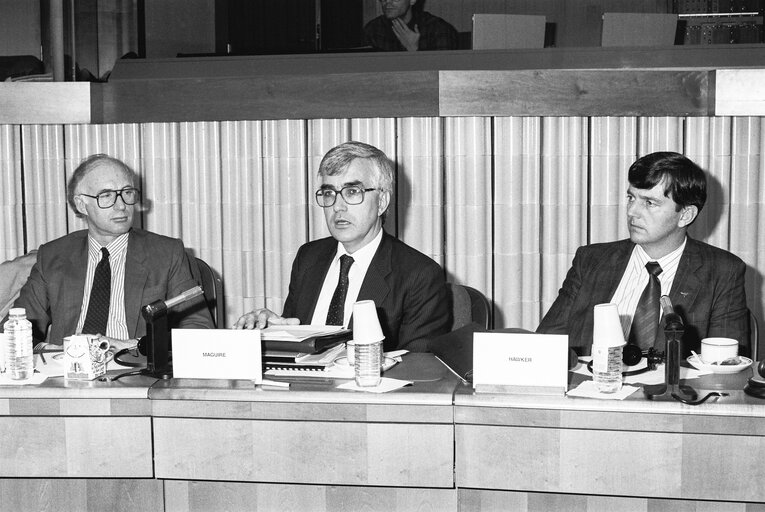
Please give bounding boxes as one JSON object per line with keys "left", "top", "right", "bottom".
{"left": 300, "top": 239, "right": 337, "bottom": 321}
{"left": 669, "top": 238, "right": 702, "bottom": 315}
{"left": 124, "top": 230, "right": 149, "bottom": 336}
{"left": 61, "top": 234, "right": 89, "bottom": 334}
{"left": 355, "top": 233, "right": 392, "bottom": 320}
{"left": 600, "top": 240, "right": 634, "bottom": 302}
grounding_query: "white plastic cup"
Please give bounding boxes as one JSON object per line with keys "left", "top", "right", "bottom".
{"left": 700, "top": 337, "right": 738, "bottom": 364}
{"left": 352, "top": 300, "right": 384, "bottom": 387}
{"left": 591, "top": 303, "right": 625, "bottom": 393}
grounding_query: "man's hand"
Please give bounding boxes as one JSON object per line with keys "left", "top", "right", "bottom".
{"left": 233, "top": 308, "right": 300, "bottom": 330}
{"left": 391, "top": 19, "right": 420, "bottom": 51}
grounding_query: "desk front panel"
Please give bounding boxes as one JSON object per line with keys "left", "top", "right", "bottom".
{"left": 154, "top": 415, "right": 453, "bottom": 487}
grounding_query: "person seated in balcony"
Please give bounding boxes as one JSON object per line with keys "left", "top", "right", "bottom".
{"left": 234, "top": 141, "right": 450, "bottom": 352}
{"left": 12, "top": 154, "right": 213, "bottom": 352}
{"left": 364, "top": 0, "right": 458, "bottom": 51}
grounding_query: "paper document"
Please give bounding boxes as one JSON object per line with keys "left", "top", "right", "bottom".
{"left": 261, "top": 325, "right": 348, "bottom": 342}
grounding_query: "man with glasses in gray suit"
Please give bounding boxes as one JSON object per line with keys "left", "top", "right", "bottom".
{"left": 13, "top": 154, "right": 212, "bottom": 352}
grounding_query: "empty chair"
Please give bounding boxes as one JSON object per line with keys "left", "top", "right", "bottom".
{"left": 447, "top": 283, "right": 491, "bottom": 331}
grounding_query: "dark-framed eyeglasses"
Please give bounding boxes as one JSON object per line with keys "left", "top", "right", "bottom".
{"left": 315, "top": 185, "right": 378, "bottom": 207}
{"left": 79, "top": 187, "right": 141, "bottom": 209}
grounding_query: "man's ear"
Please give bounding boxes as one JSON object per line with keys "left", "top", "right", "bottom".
{"left": 678, "top": 205, "right": 698, "bottom": 227}
{"left": 73, "top": 195, "right": 88, "bottom": 217}
{"left": 377, "top": 190, "right": 391, "bottom": 217}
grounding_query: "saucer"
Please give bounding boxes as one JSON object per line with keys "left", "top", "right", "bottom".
{"left": 687, "top": 354, "right": 752, "bottom": 374}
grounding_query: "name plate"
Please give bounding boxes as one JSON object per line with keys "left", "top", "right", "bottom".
{"left": 172, "top": 329, "right": 262, "bottom": 383}
{"left": 472, "top": 332, "right": 568, "bottom": 395}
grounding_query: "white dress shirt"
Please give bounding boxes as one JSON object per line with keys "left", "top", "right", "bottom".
{"left": 76, "top": 233, "right": 130, "bottom": 340}
{"left": 310, "top": 229, "right": 384, "bottom": 327}
{"left": 610, "top": 238, "right": 686, "bottom": 340}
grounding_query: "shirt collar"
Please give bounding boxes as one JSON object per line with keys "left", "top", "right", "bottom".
{"left": 333, "top": 229, "right": 383, "bottom": 268}
{"left": 88, "top": 232, "right": 130, "bottom": 258}
{"left": 634, "top": 236, "right": 687, "bottom": 267}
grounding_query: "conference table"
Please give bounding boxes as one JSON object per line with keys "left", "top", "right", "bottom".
{"left": 1, "top": 352, "right": 764, "bottom": 511}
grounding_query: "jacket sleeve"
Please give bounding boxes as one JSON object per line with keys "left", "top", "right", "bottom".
{"left": 168, "top": 240, "right": 214, "bottom": 330}
{"left": 10, "top": 250, "right": 51, "bottom": 342}
{"left": 396, "top": 261, "right": 450, "bottom": 352}
{"left": 706, "top": 256, "right": 749, "bottom": 355}
{"left": 537, "top": 246, "right": 587, "bottom": 339}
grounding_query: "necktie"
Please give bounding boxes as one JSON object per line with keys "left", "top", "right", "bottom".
{"left": 82, "top": 247, "right": 111, "bottom": 335}
{"left": 326, "top": 254, "right": 354, "bottom": 326}
{"left": 629, "top": 261, "right": 663, "bottom": 350}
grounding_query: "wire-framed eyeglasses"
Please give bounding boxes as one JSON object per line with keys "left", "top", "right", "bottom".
{"left": 79, "top": 187, "right": 141, "bottom": 209}
{"left": 315, "top": 185, "right": 379, "bottom": 207}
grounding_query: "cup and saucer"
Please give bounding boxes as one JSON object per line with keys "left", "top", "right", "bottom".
{"left": 687, "top": 337, "right": 752, "bottom": 374}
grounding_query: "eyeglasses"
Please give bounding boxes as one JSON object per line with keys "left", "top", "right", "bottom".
{"left": 315, "top": 185, "right": 379, "bottom": 207}
{"left": 79, "top": 187, "right": 141, "bottom": 209}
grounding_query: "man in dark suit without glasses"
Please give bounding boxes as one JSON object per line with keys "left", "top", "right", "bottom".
{"left": 235, "top": 141, "right": 450, "bottom": 352}
{"left": 537, "top": 152, "right": 748, "bottom": 358}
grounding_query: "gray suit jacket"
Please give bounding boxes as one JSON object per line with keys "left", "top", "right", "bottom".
{"left": 282, "top": 233, "right": 451, "bottom": 352}
{"left": 14, "top": 228, "right": 213, "bottom": 344}
{"left": 537, "top": 238, "right": 749, "bottom": 358}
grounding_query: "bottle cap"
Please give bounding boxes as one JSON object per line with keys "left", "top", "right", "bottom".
{"left": 8, "top": 308, "right": 26, "bottom": 316}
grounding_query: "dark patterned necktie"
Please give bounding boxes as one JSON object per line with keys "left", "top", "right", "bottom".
{"left": 629, "top": 261, "right": 663, "bottom": 350}
{"left": 325, "top": 255, "right": 354, "bottom": 326}
{"left": 82, "top": 247, "right": 111, "bottom": 335}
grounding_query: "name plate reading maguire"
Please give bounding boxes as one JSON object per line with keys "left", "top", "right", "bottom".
{"left": 472, "top": 332, "right": 568, "bottom": 395}
{"left": 172, "top": 329, "right": 262, "bottom": 383}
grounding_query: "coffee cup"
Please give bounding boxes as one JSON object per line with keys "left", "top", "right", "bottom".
{"left": 700, "top": 337, "right": 738, "bottom": 364}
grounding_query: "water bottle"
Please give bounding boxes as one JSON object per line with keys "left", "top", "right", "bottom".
{"left": 3, "top": 307, "right": 34, "bottom": 380}
{"left": 354, "top": 339, "right": 382, "bottom": 387}
{"left": 592, "top": 344, "right": 623, "bottom": 393}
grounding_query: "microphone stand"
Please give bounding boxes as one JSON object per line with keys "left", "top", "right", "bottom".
{"left": 139, "top": 286, "right": 204, "bottom": 379}
{"left": 644, "top": 304, "right": 697, "bottom": 402}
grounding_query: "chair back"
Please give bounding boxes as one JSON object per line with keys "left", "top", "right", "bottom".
{"left": 448, "top": 283, "right": 491, "bottom": 331}
{"left": 190, "top": 255, "right": 224, "bottom": 328}
{"left": 750, "top": 309, "right": 759, "bottom": 362}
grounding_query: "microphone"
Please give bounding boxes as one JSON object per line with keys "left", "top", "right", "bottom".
{"left": 660, "top": 295, "right": 683, "bottom": 330}
{"left": 142, "top": 285, "right": 204, "bottom": 318}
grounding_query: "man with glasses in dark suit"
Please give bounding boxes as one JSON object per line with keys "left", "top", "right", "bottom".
{"left": 235, "top": 141, "right": 450, "bottom": 352}
{"left": 13, "top": 154, "right": 212, "bottom": 352}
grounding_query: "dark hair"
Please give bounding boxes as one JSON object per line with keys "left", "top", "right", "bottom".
{"left": 67, "top": 154, "right": 137, "bottom": 214}
{"left": 628, "top": 152, "right": 707, "bottom": 213}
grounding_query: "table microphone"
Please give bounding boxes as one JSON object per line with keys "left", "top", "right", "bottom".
{"left": 660, "top": 295, "right": 683, "bottom": 330}
{"left": 143, "top": 285, "right": 204, "bottom": 318}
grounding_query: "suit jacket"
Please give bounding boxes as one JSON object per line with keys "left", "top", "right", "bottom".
{"left": 14, "top": 228, "right": 213, "bottom": 344}
{"left": 282, "top": 233, "right": 451, "bottom": 352}
{"left": 537, "top": 238, "right": 749, "bottom": 358}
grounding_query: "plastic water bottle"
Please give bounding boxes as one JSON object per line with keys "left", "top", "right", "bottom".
{"left": 592, "top": 344, "right": 623, "bottom": 393}
{"left": 3, "top": 307, "right": 34, "bottom": 380}
{"left": 354, "top": 340, "right": 382, "bottom": 387}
